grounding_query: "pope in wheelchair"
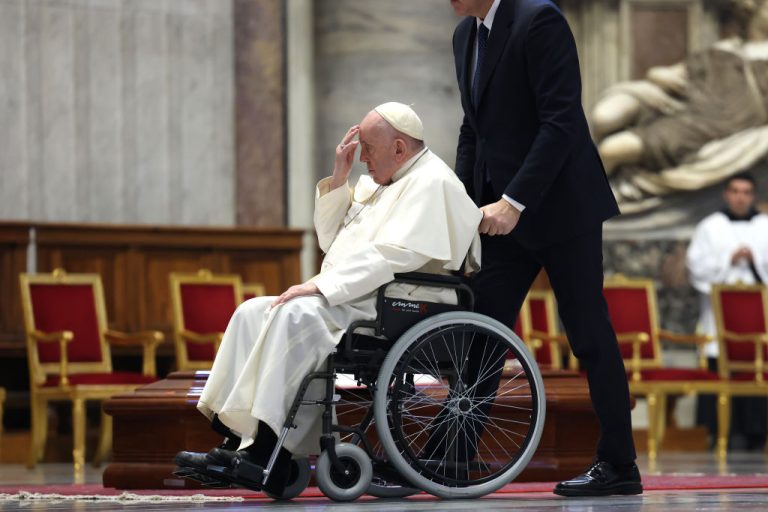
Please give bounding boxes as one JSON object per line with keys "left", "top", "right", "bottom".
{"left": 174, "top": 103, "right": 546, "bottom": 500}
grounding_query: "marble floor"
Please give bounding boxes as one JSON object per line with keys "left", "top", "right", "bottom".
{"left": 1, "top": 453, "right": 767, "bottom": 511}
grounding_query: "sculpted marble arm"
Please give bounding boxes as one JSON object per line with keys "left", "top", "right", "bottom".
{"left": 646, "top": 63, "right": 688, "bottom": 96}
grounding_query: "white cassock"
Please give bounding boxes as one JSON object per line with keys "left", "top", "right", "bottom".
{"left": 686, "top": 211, "right": 768, "bottom": 357}
{"left": 197, "top": 148, "right": 482, "bottom": 455}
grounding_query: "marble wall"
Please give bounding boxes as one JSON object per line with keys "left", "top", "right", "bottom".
{"left": 0, "top": 0, "right": 235, "bottom": 226}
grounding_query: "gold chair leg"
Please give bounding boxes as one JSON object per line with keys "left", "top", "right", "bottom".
{"left": 93, "top": 407, "right": 112, "bottom": 467}
{"left": 646, "top": 393, "right": 658, "bottom": 460}
{"left": 26, "top": 396, "right": 48, "bottom": 468}
{"left": 656, "top": 393, "right": 668, "bottom": 448}
{"left": 72, "top": 398, "right": 86, "bottom": 470}
{"left": 716, "top": 392, "right": 730, "bottom": 461}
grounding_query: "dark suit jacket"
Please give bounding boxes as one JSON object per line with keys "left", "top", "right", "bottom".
{"left": 453, "top": 0, "right": 619, "bottom": 250}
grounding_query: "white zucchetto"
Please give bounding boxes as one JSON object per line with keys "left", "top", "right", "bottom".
{"left": 373, "top": 102, "right": 424, "bottom": 141}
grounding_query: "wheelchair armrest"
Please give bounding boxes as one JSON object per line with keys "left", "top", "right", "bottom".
{"left": 383, "top": 272, "right": 473, "bottom": 312}
{"left": 392, "top": 272, "right": 465, "bottom": 287}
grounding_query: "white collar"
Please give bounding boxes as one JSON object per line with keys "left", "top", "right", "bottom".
{"left": 392, "top": 147, "right": 429, "bottom": 182}
{"left": 476, "top": 0, "right": 502, "bottom": 32}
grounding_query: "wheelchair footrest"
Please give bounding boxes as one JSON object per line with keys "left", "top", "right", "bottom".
{"left": 231, "top": 457, "right": 266, "bottom": 489}
{"left": 173, "top": 466, "right": 235, "bottom": 488}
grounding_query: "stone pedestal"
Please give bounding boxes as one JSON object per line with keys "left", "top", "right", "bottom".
{"left": 103, "top": 369, "right": 600, "bottom": 489}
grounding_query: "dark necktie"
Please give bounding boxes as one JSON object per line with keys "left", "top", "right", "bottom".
{"left": 472, "top": 23, "right": 489, "bottom": 107}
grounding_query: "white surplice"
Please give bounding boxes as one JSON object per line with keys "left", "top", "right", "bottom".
{"left": 197, "top": 148, "right": 482, "bottom": 455}
{"left": 686, "top": 211, "right": 768, "bottom": 357}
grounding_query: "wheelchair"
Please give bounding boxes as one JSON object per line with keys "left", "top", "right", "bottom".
{"left": 207, "top": 272, "right": 546, "bottom": 501}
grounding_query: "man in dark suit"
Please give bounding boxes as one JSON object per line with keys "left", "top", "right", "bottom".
{"left": 450, "top": 0, "right": 642, "bottom": 496}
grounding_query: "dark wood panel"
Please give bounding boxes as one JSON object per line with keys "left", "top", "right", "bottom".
{"left": 0, "top": 222, "right": 304, "bottom": 358}
{"left": 0, "top": 224, "right": 29, "bottom": 347}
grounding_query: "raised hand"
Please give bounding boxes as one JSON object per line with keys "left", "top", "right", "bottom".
{"left": 331, "top": 125, "right": 361, "bottom": 189}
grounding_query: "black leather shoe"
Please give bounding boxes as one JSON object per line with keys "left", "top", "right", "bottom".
{"left": 174, "top": 447, "right": 237, "bottom": 471}
{"left": 553, "top": 461, "right": 643, "bottom": 497}
{"left": 174, "top": 450, "right": 209, "bottom": 471}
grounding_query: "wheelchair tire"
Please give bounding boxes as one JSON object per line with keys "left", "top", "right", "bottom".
{"left": 373, "top": 311, "right": 546, "bottom": 499}
{"left": 316, "top": 443, "right": 373, "bottom": 502}
{"left": 264, "top": 458, "right": 311, "bottom": 500}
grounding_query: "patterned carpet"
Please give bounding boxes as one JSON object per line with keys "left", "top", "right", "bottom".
{"left": 1, "top": 474, "right": 767, "bottom": 502}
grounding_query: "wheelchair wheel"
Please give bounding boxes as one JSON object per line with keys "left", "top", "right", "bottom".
{"left": 316, "top": 443, "right": 373, "bottom": 502}
{"left": 374, "top": 311, "right": 546, "bottom": 499}
{"left": 264, "top": 458, "right": 311, "bottom": 500}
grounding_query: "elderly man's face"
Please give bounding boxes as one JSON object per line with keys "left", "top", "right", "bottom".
{"left": 358, "top": 112, "right": 402, "bottom": 185}
{"left": 724, "top": 178, "right": 756, "bottom": 217}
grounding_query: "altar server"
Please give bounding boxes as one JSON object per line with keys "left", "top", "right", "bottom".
{"left": 688, "top": 171, "right": 768, "bottom": 450}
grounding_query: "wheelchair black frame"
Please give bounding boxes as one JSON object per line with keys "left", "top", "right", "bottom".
{"left": 263, "top": 273, "right": 474, "bottom": 484}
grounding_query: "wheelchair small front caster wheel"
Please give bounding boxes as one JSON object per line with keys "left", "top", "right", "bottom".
{"left": 316, "top": 443, "right": 372, "bottom": 502}
{"left": 264, "top": 457, "right": 311, "bottom": 500}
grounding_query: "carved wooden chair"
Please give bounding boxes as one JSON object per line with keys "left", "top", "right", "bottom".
{"left": 19, "top": 269, "right": 163, "bottom": 468}
{"left": 711, "top": 283, "right": 768, "bottom": 456}
{"left": 169, "top": 269, "right": 243, "bottom": 370}
{"left": 242, "top": 282, "right": 267, "bottom": 302}
{"left": 603, "top": 274, "right": 726, "bottom": 459}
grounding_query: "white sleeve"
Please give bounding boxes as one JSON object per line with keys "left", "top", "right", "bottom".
{"left": 312, "top": 244, "right": 431, "bottom": 307}
{"left": 686, "top": 221, "right": 732, "bottom": 294}
{"left": 314, "top": 177, "right": 352, "bottom": 253}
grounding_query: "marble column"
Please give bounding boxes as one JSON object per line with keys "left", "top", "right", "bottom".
{"left": 234, "top": 0, "right": 286, "bottom": 227}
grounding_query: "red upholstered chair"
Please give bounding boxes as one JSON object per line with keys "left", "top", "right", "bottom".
{"left": 711, "top": 283, "right": 768, "bottom": 452}
{"left": 19, "top": 269, "right": 163, "bottom": 468}
{"left": 603, "top": 274, "right": 726, "bottom": 459}
{"left": 242, "top": 282, "right": 266, "bottom": 302}
{"left": 526, "top": 289, "right": 579, "bottom": 371}
{"left": 169, "top": 270, "right": 243, "bottom": 370}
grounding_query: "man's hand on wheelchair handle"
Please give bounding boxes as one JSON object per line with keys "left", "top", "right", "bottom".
{"left": 271, "top": 282, "right": 323, "bottom": 308}
{"left": 479, "top": 199, "right": 521, "bottom": 236}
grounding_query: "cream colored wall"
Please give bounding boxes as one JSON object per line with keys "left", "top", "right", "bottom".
{"left": 0, "top": 0, "right": 234, "bottom": 225}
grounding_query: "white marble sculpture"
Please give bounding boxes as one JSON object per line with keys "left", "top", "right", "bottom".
{"left": 593, "top": 0, "right": 768, "bottom": 213}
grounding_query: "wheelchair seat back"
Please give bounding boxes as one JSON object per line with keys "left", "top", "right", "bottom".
{"left": 379, "top": 297, "right": 465, "bottom": 340}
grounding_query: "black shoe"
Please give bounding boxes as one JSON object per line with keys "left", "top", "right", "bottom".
{"left": 553, "top": 461, "right": 643, "bottom": 497}
{"left": 174, "top": 444, "right": 237, "bottom": 471}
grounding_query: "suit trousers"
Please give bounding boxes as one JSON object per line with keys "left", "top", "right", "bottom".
{"left": 472, "top": 199, "right": 636, "bottom": 464}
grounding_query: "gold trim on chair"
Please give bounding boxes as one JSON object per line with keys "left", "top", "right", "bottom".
{"left": 527, "top": 289, "right": 571, "bottom": 370}
{"left": 169, "top": 269, "right": 243, "bottom": 371}
{"left": 604, "top": 274, "right": 725, "bottom": 461}
{"left": 711, "top": 283, "right": 768, "bottom": 459}
{"left": 19, "top": 268, "right": 164, "bottom": 469}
